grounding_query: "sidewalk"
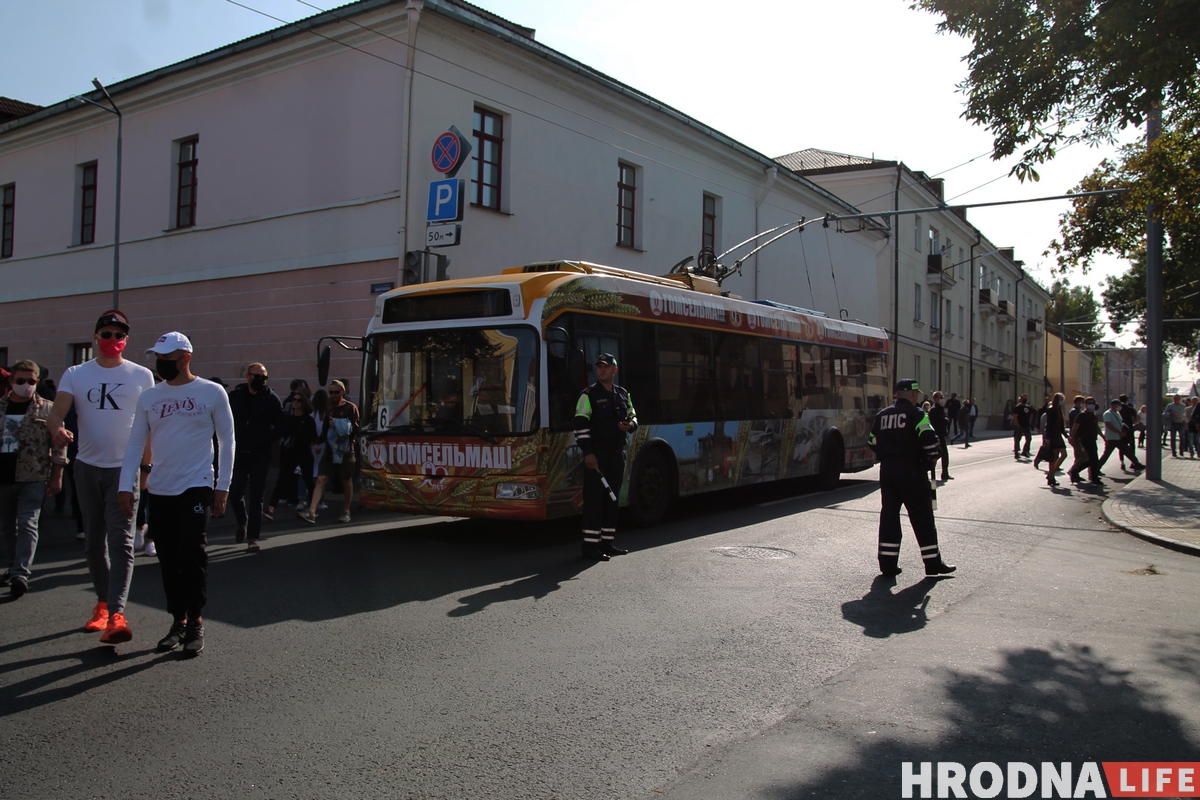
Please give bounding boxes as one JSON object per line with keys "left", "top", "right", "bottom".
{"left": 1102, "top": 449, "right": 1200, "bottom": 556}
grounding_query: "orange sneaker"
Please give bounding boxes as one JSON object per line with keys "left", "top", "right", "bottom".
{"left": 99, "top": 612, "right": 133, "bottom": 644}
{"left": 84, "top": 601, "right": 109, "bottom": 632}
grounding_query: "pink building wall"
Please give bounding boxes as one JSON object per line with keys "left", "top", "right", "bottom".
{"left": 5, "top": 259, "right": 394, "bottom": 400}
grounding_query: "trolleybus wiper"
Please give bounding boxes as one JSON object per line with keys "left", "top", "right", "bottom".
{"left": 435, "top": 418, "right": 497, "bottom": 444}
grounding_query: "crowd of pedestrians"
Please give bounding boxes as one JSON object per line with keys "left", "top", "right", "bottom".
{"left": 2, "top": 311, "right": 360, "bottom": 657}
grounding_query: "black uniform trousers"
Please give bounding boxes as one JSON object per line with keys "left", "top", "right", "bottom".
{"left": 582, "top": 449, "right": 625, "bottom": 544}
{"left": 878, "top": 460, "right": 943, "bottom": 572}
{"left": 148, "top": 486, "right": 211, "bottom": 622}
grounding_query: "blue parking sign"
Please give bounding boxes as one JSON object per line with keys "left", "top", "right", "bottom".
{"left": 427, "top": 179, "right": 464, "bottom": 222}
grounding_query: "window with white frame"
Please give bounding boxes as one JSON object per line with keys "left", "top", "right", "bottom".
{"left": 958, "top": 247, "right": 966, "bottom": 280}
{"left": 914, "top": 284, "right": 922, "bottom": 321}
{"left": 929, "top": 226, "right": 940, "bottom": 255}
{"left": 931, "top": 290, "right": 940, "bottom": 328}
{"left": 914, "top": 355, "right": 920, "bottom": 381}
{"left": 959, "top": 305, "right": 965, "bottom": 336}
{"left": 945, "top": 298, "right": 952, "bottom": 333}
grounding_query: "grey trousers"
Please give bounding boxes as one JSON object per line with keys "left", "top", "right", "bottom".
{"left": 2, "top": 480, "right": 47, "bottom": 581}
{"left": 75, "top": 461, "right": 136, "bottom": 614}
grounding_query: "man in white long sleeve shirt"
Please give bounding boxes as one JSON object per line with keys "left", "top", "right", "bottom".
{"left": 119, "top": 332, "right": 234, "bottom": 656}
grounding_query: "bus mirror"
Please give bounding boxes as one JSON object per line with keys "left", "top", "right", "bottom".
{"left": 317, "top": 345, "right": 331, "bottom": 387}
{"left": 568, "top": 348, "right": 587, "bottom": 389}
{"left": 547, "top": 327, "right": 569, "bottom": 360}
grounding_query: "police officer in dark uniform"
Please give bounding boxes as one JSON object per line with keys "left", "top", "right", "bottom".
{"left": 868, "top": 378, "right": 956, "bottom": 578}
{"left": 574, "top": 353, "right": 638, "bottom": 561}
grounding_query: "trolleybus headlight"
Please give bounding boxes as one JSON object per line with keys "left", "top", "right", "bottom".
{"left": 494, "top": 483, "right": 543, "bottom": 500}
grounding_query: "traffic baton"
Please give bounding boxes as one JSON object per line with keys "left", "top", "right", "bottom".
{"left": 599, "top": 473, "right": 618, "bottom": 503}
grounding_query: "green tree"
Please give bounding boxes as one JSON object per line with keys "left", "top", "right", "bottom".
{"left": 912, "top": 0, "right": 1200, "bottom": 180}
{"left": 1044, "top": 279, "right": 1105, "bottom": 349}
{"left": 914, "top": 0, "right": 1200, "bottom": 358}
{"left": 1050, "top": 97, "right": 1200, "bottom": 356}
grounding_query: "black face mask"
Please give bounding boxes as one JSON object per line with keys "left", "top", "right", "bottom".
{"left": 156, "top": 358, "right": 180, "bottom": 381}
{"left": 250, "top": 375, "right": 267, "bottom": 391}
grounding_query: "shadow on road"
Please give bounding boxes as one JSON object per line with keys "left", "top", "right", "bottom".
{"left": 763, "top": 643, "right": 1200, "bottom": 799}
{"left": 841, "top": 575, "right": 940, "bottom": 639}
{"left": 0, "top": 644, "right": 175, "bottom": 718}
{"left": 107, "top": 477, "right": 883, "bottom": 630}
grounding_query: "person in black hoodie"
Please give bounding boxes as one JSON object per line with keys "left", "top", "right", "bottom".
{"left": 927, "top": 391, "right": 951, "bottom": 481}
{"left": 265, "top": 394, "right": 318, "bottom": 520}
{"left": 1067, "top": 396, "right": 1101, "bottom": 484}
{"left": 227, "top": 363, "right": 283, "bottom": 552}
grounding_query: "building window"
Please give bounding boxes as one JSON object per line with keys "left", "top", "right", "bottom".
{"left": 72, "top": 342, "right": 93, "bottom": 365}
{"left": 175, "top": 137, "right": 198, "bottom": 228}
{"left": 617, "top": 162, "right": 637, "bottom": 248}
{"left": 959, "top": 305, "right": 965, "bottom": 336}
{"left": 958, "top": 247, "right": 966, "bottom": 280}
{"left": 944, "top": 298, "right": 952, "bottom": 333}
{"left": 1, "top": 184, "right": 13, "bottom": 259}
{"left": 79, "top": 163, "right": 97, "bottom": 245}
{"left": 928, "top": 226, "right": 940, "bottom": 255}
{"left": 930, "top": 360, "right": 938, "bottom": 393}
{"left": 914, "top": 215, "right": 922, "bottom": 251}
{"left": 944, "top": 362, "right": 951, "bottom": 392}
{"left": 913, "top": 284, "right": 922, "bottom": 321}
{"left": 913, "top": 355, "right": 921, "bottom": 382}
{"left": 471, "top": 108, "right": 503, "bottom": 211}
{"left": 931, "top": 290, "right": 940, "bottom": 328}
{"left": 958, "top": 366, "right": 964, "bottom": 395}
{"left": 701, "top": 193, "right": 718, "bottom": 251}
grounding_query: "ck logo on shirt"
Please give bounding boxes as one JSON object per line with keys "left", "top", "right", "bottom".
{"left": 86, "top": 383, "right": 125, "bottom": 410}
{"left": 193, "top": 502, "right": 206, "bottom": 515}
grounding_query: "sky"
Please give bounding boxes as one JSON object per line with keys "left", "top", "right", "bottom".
{"left": 3, "top": 0, "right": 1192, "bottom": 388}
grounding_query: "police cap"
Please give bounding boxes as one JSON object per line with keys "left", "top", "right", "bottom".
{"left": 894, "top": 378, "right": 920, "bottom": 392}
{"left": 595, "top": 353, "right": 618, "bottom": 367}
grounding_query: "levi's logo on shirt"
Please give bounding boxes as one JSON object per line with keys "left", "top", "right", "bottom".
{"left": 151, "top": 397, "right": 208, "bottom": 419}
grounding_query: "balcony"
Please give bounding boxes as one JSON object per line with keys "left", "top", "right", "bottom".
{"left": 929, "top": 324, "right": 941, "bottom": 340}
{"left": 1023, "top": 360, "right": 1041, "bottom": 374}
{"left": 925, "top": 254, "right": 957, "bottom": 286}
{"left": 1024, "top": 318, "right": 1043, "bottom": 338}
{"left": 997, "top": 300, "right": 1015, "bottom": 323}
{"left": 978, "top": 288, "right": 998, "bottom": 316}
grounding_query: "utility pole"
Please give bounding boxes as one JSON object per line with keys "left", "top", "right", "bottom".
{"left": 1145, "top": 103, "right": 1164, "bottom": 480}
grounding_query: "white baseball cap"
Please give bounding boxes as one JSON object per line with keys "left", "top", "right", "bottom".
{"left": 145, "top": 331, "right": 194, "bottom": 355}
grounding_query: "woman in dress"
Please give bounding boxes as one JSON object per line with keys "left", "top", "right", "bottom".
{"left": 1043, "top": 392, "right": 1069, "bottom": 486}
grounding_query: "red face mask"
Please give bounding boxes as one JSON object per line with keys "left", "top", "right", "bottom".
{"left": 97, "top": 337, "right": 126, "bottom": 359}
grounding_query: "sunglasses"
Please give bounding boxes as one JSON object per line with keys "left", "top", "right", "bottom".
{"left": 12, "top": 377, "right": 37, "bottom": 386}
{"left": 329, "top": 389, "right": 343, "bottom": 395}
{"left": 97, "top": 331, "right": 128, "bottom": 340}
{"left": 250, "top": 374, "right": 269, "bottom": 380}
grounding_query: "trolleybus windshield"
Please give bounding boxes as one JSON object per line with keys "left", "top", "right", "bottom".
{"left": 365, "top": 326, "right": 540, "bottom": 436}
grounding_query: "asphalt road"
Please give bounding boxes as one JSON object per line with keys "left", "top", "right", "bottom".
{"left": 2, "top": 437, "right": 1198, "bottom": 800}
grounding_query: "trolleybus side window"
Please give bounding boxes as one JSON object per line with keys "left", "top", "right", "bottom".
{"left": 657, "top": 327, "right": 713, "bottom": 424}
{"left": 832, "top": 349, "right": 867, "bottom": 412}
{"left": 759, "top": 339, "right": 799, "bottom": 419}
{"left": 865, "top": 353, "right": 889, "bottom": 411}
{"left": 798, "top": 344, "right": 833, "bottom": 411}
{"left": 714, "top": 332, "right": 761, "bottom": 421}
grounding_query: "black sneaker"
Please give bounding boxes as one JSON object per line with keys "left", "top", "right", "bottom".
{"left": 880, "top": 566, "right": 902, "bottom": 577}
{"left": 9, "top": 576, "right": 28, "bottom": 598}
{"left": 235, "top": 525, "right": 247, "bottom": 544}
{"left": 182, "top": 622, "right": 205, "bottom": 656}
{"left": 599, "top": 542, "right": 628, "bottom": 556}
{"left": 157, "top": 620, "right": 187, "bottom": 651}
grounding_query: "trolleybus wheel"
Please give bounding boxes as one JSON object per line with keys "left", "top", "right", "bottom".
{"left": 628, "top": 449, "right": 674, "bottom": 527}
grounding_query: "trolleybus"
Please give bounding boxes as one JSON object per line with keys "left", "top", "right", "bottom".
{"left": 321, "top": 260, "right": 890, "bottom": 526}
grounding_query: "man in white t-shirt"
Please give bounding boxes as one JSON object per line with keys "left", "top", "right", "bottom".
{"left": 119, "top": 332, "right": 234, "bottom": 657}
{"left": 49, "top": 310, "right": 155, "bottom": 644}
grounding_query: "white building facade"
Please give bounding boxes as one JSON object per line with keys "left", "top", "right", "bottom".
{"left": 0, "top": 0, "right": 885, "bottom": 390}
{"left": 777, "top": 150, "right": 1051, "bottom": 429}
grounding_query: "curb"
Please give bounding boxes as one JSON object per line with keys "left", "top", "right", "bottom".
{"left": 1100, "top": 479, "right": 1200, "bottom": 558}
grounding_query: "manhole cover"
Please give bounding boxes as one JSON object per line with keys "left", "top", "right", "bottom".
{"left": 711, "top": 546, "right": 795, "bottom": 560}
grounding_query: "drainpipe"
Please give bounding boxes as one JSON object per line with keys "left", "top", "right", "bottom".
{"left": 398, "top": 0, "right": 423, "bottom": 268}
{"left": 1014, "top": 267, "right": 1025, "bottom": 401}
{"left": 753, "top": 166, "right": 777, "bottom": 300}
{"left": 968, "top": 230, "right": 980, "bottom": 404}
{"left": 892, "top": 163, "right": 902, "bottom": 389}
